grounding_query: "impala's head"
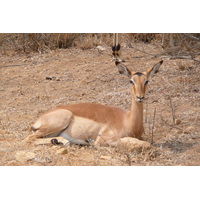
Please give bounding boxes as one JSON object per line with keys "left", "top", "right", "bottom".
{"left": 112, "top": 40, "right": 163, "bottom": 103}
{"left": 115, "top": 60, "right": 163, "bottom": 103}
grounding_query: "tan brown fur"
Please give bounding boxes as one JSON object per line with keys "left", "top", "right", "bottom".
{"left": 57, "top": 103, "right": 127, "bottom": 130}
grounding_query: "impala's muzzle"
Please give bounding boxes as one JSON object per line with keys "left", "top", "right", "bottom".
{"left": 136, "top": 96, "right": 144, "bottom": 103}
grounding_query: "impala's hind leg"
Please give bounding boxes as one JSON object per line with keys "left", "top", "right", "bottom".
{"left": 25, "top": 109, "right": 73, "bottom": 143}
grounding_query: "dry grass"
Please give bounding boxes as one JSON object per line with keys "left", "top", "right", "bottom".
{"left": 0, "top": 33, "right": 114, "bottom": 54}
{"left": 1, "top": 33, "right": 199, "bottom": 62}
{"left": 0, "top": 33, "right": 165, "bottom": 54}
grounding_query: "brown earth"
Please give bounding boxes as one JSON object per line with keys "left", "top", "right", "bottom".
{"left": 0, "top": 43, "right": 199, "bottom": 166}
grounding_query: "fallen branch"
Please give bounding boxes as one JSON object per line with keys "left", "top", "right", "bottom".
{"left": 0, "top": 64, "right": 33, "bottom": 68}
{"left": 182, "top": 33, "right": 200, "bottom": 41}
{"left": 158, "top": 55, "right": 200, "bottom": 63}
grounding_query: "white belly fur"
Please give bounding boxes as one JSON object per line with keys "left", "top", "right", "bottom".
{"left": 59, "top": 116, "right": 102, "bottom": 144}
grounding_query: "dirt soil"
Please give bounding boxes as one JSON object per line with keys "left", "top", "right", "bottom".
{"left": 0, "top": 43, "right": 199, "bottom": 166}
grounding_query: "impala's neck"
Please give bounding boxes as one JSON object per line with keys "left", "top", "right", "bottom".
{"left": 126, "top": 98, "right": 144, "bottom": 139}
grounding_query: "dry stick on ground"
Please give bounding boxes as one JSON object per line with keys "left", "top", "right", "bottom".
{"left": 194, "top": 111, "right": 199, "bottom": 124}
{"left": 131, "top": 46, "right": 157, "bottom": 57}
{"left": 182, "top": 33, "right": 200, "bottom": 41}
{"left": 151, "top": 108, "right": 157, "bottom": 144}
{"left": 160, "top": 114, "right": 182, "bottom": 131}
{"left": 125, "top": 153, "right": 132, "bottom": 166}
{"left": 169, "top": 97, "right": 175, "bottom": 124}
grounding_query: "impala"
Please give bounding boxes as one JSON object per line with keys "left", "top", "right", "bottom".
{"left": 25, "top": 37, "right": 163, "bottom": 147}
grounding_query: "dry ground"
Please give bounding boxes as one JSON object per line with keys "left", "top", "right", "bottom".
{"left": 0, "top": 43, "right": 199, "bottom": 166}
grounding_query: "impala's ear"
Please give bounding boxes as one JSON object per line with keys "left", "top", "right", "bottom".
{"left": 145, "top": 60, "right": 163, "bottom": 79}
{"left": 116, "top": 61, "right": 132, "bottom": 78}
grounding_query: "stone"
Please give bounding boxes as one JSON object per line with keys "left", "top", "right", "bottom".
{"left": 184, "top": 126, "right": 195, "bottom": 134}
{"left": 100, "top": 155, "right": 112, "bottom": 160}
{"left": 175, "top": 119, "right": 181, "bottom": 125}
{"left": 6, "top": 160, "right": 20, "bottom": 166}
{"left": 15, "top": 151, "right": 36, "bottom": 164}
{"left": 96, "top": 46, "right": 106, "bottom": 51}
{"left": 33, "top": 157, "right": 52, "bottom": 164}
{"left": 56, "top": 148, "right": 68, "bottom": 155}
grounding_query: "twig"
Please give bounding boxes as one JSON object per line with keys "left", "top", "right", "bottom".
{"left": 151, "top": 108, "right": 156, "bottom": 144}
{"left": 160, "top": 115, "right": 182, "bottom": 131}
{"left": 158, "top": 55, "right": 200, "bottom": 63}
{"left": 125, "top": 153, "right": 132, "bottom": 166}
{"left": 194, "top": 111, "right": 199, "bottom": 124}
{"left": 131, "top": 46, "right": 157, "bottom": 57}
{"left": 161, "top": 76, "right": 173, "bottom": 87}
{"left": 0, "top": 58, "right": 61, "bottom": 68}
{"left": 0, "top": 64, "right": 33, "bottom": 68}
{"left": 182, "top": 33, "right": 200, "bottom": 41}
{"left": 169, "top": 97, "right": 175, "bottom": 124}
{"left": 178, "top": 34, "right": 195, "bottom": 60}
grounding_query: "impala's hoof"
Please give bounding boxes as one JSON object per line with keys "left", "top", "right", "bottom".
{"left": 85, "top": 139, "right": 94, "bottom": 144}
{"left": 51, "top": 139, "right": 59, "bottom": 145}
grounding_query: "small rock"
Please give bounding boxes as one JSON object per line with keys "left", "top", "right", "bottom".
{"left": 175, "top": 119, "right": 181, "bottom": 125}
{"left": 100, "top": 155, "right": 112, "bottom": 160}
{"left": 178, "top": 65, "right": 186, "bottom": 71}
{"left": 80, "top": 146, "right": 86, "bottom": 150}
{"left": 96, "top": 46, "right": 106, "bottom": 51}
{"left": 51, "top": 146, "right": 59, "bottom": 150}
{"left": 56, "top": 148, "right": 68, "bottom": 155}
{"left": 176, "top": 130, "right": 183, "bottom": 134}
{"left": 33, "top": 157, "right": 52, "bottom": 164}
{"left": 15, "top": 151, "right": 36, "bottom": 164}
{"left": 184, "top": 126, "right": 195, "bottom": 134}
{"left": 45, "top": 76, "right": 56, "bottom": 80}
{"left": 6, "top": 160, "right": 20, "bottom": 166}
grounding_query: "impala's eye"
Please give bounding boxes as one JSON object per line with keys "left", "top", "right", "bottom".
{"left": 144, "top": 80, "right": 149, "bottom": 85}
{"left": 130, "top": 80, "right": 134, "bottom": 85}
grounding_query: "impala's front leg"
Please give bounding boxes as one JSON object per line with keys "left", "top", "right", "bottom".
{"left": 94, "top": 128, "right": 121, "bottom": 147}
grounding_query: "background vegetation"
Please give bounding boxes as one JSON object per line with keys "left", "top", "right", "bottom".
{"left": 0, "top": 33, "right": 200, "bottom": 62}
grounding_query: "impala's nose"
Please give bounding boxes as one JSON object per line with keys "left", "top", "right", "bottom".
{"left": 136, "top": 96, "right": 144, "bottom": 102}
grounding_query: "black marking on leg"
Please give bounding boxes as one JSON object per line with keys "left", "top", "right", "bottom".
{"left": 85, "top": 139, "right": 94, "bottom": 144}
{"left": 51, "top": 139, "right": 59, "bottom": 145}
